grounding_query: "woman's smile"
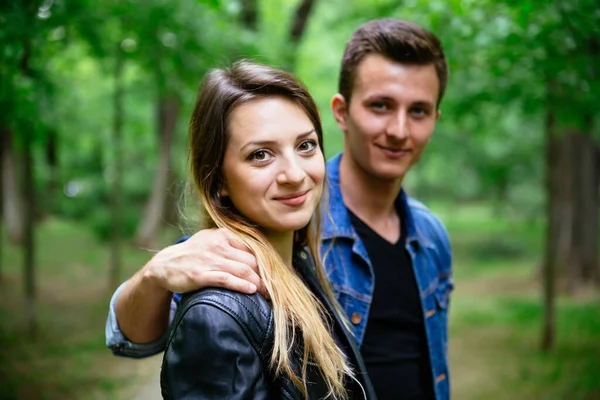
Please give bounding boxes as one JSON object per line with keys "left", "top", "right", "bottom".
{"left": 273, "top": 189, "right": 311, "bottom": 207}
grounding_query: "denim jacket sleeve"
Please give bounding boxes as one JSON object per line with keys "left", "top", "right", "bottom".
{"left": 432, "top": 214, "right": 453, "bottom": 300}
{"left": 105, "top": 281, "right": 178, "bottom": 358}
{"left": 429, "top": 212, "right": 454, "bottom": 357}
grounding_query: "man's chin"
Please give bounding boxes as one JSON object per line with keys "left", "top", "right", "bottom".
{"left": 368, "top": 166, "right": 407, "bottom": 182}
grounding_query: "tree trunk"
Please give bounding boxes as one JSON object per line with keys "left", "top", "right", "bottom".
{"left": 163, "top": 167, "right": 181, "bottom": 227}
{"left": 0, "top": 127, "right": 4, "bottom": 282}
{"left": 240, "top": 0, "right": 258, "bottom": 30}
{"left": 1, "top": 128, "right": 24, "bottom": 244}
{"left": 283, "top": 0, "right": 317, "bottom": 71}
{"left": 45, "top": 129, "right": 59, "bottom": 213}
{"left": 135, "top": 96, "right": 179, "bottom": 248}
{"left": 568, "top": 129, "right": 599, "bottom": 291}
{"left": 22, "top": 127, "right": 37, "bottom": 337}
{"left": 541, "top": 106, "right": 559, "bottom": 351}
{"left": 554, "top": 135, "right": 575, "bottom": 292}
{"left": 109, "top": 46, "right": 125, "bottom": 291}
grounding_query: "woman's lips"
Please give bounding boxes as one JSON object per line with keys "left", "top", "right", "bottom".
{"left": 274, "top": 190, "right": 310, "bottom": 207}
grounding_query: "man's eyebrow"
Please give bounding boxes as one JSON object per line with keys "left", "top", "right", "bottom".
{"left": 240, "top": 129, "right": 316, "bottom": 152}
{"left": 411, "top": 100, "right": 435, "bottom": 109}
{"left": 363, "top": 94, "right": 395, "bottom": 102}
{"left": 364, "top": 95, "right": 435, "bottom": 108}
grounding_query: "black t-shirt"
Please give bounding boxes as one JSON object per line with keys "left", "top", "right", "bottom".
{"left": 348, "top": 202, "right": 435, "bottom": 400}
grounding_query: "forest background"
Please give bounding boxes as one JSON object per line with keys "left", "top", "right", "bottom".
{"left": 1, "top": 0, "right": 599, "bottom": 399}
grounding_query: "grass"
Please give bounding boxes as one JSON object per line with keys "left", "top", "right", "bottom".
{"left": 0, "top": 204, "right": 599, "bottom": 399}
{"left": 439, "top": 203, "right": 600, "bottom": 400}
{"left": 0, "top": 218, "right": 176, "bottom": 400}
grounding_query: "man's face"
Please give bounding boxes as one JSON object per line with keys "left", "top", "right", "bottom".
{"left": 332, "top": 54, "right": 440, "bottom": 182}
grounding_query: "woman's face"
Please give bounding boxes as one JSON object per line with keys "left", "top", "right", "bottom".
{"left": 221, "top": 96, "right": 325, "bottom": 236}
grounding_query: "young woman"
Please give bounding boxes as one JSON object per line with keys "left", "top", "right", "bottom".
{"left": 160, "top": 61, "right": 376, "bottom": 399}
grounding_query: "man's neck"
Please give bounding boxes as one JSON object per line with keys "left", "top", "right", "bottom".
{"left": 339, "top": 153, "right": 404, "bottom": 242}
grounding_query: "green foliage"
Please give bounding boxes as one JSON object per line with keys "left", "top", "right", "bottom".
{"left": 2, "top": 0, "right": 598, "bottom": 233}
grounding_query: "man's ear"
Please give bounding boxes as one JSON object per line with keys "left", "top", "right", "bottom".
{"left": 436, "top": 109, "right": 442, "bottom": 121}
{"left": 331, "top": 94, "right": 348, "bottom": 133}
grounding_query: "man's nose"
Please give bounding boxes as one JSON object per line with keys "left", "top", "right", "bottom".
{"left": 386, "top": 111, "right": 410, "bottom": 140}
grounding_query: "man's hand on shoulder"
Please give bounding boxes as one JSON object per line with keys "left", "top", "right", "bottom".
{"left": 142, "top": 228, "right": 265, "bottom": 297}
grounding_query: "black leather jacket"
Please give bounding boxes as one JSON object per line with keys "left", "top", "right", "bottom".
{"left": 160, "top": 250, "right": 376, "bottom": 399}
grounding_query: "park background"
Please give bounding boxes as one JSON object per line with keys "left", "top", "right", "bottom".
{"left": 1, "top": 0, "right": 599, "bottom": 399}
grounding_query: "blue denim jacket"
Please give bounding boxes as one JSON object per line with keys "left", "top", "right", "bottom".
{"left": 321, "top": 153, "right": 453, "bottom": 399}
{"left": 106, "top": 152, "right": 453, "bottom": 399}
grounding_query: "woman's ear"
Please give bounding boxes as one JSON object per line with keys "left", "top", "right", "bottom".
{"left": 219, "top": 185, "right": 228, "bottom": 197}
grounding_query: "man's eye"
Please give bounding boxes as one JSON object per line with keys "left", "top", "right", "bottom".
{"left": 298, "top": 140, "right": 317, "bottom": 152}
{"left": 411, "top": 107, "right": 429, "bottom": 117}
{"left": 371, "top": 102, "right": 388, "bottom": 110}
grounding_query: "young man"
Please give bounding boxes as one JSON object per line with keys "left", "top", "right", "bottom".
{"left": 107, "top": 18, "right": 453, "bottom": 399}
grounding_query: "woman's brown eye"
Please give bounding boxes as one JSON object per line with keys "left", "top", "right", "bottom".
{"left": 299, "top": 140, "right": 316, "bottom": 151}
{"left": 249, "top": 150, "right": 272, "bottom": 163}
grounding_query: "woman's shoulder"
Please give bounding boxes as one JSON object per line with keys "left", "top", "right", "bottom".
{"left": 171, "top": 289, "right": 274, "bottom": 355}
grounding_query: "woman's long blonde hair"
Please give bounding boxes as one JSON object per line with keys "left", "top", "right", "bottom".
{"left": 188, "top": 60, "right": 353, "bottom": 398}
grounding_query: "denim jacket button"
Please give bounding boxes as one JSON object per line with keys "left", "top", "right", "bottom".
{"left": 300, "top": 252, "right": 307, "bottom": 260}
{"left": 350, "top": 312, "right": 361, "bottom": 325}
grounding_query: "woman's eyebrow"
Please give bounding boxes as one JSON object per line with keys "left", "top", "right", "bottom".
{"left": 239, "top": 130, "right": 316, "bottom": 153}
{"left": 296, "top": 129, "right": 316, "bottom": 140}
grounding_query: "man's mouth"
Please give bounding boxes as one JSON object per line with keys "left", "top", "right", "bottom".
{"left": 375, "top": 144, "right": 411, "bottom": 158}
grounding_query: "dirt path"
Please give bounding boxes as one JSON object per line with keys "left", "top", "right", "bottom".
{"left": 110, "top": 355, "right": 162, "bottom": 400}
{"left": 134, "top": 362, "right": 162, "bottom": 400}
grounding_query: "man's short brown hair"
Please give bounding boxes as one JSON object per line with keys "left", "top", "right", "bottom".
{"left": 338, "top": 18, "right": 448, "bottom": 107}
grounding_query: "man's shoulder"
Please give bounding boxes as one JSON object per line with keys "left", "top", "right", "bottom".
{"left": 406, "top": 196, "right": 438, "bottom": 220}
{"left": 405, "top": 195, "right": 450, "bottom": 244}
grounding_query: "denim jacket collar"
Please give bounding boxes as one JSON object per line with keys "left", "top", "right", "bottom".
{"left": 322, "top": 152, "right": 430, "bottom": 248}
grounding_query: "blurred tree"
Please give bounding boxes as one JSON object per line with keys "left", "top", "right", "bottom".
{"left": 241, "top": 0, "right": 259, "bottom": 29}
{"left": 44, "top": 128, "right": 59, "bottom": 211}
{"left": 109, "top": 42, "right": 125, "bottom": 290}
{"left": 23, "top": 114, "right": 37, "bottom": 337}
{"left": 0, "top": 127, "right": 3, "bottom": 281}
{"left": 0, "top": 129, "right": 23, "bottom": 244}
{"left": 284, "top": 0, "right": 317, "bottom": 71}
{"left": 10, "top": 0, "right": 39, "bottom": 337}
{"left": 132, "top": 0, "right": 223, "bottom": 247}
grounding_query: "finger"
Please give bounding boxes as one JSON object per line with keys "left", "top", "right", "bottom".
{"left": 220, "top": 229, "right": 251, "bottom": 252}
{"left": 225, "top": 247, "right": 259, "bottom": 272}
{"left": 218, "top": 259, "right": 262, "bottom": 289}
{"left": 198, "top": 271, "right": 258, "bottom": 294}
{"left": 223, "top": 258, "right": 268, "bottom": 300}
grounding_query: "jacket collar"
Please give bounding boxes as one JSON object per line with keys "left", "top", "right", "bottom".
{"left": 322, "top": 152, "right": 422, "bottom": 247}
